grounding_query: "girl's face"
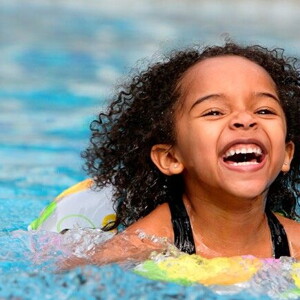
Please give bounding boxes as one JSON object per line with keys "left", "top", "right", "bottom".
{"left": 172, "top": 55, "right": 294, "bottom": 200}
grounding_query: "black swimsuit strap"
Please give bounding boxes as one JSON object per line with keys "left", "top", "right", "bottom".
{"left": 265, "top": 208, "right": 291, "bottom": 258}
{"left": 169, "top": 196, "right": 196, "bottom": 255}
{"left": 169, "top": 198, "right": 290, "bottom": 258}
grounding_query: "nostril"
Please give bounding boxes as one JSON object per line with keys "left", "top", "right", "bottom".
{"left": 233, "top": 122, "right": 257, "bottom": 129}
{"left": 233, "top": 123, "right": 244, "bottom": 128}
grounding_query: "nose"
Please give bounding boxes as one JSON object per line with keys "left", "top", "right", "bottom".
{"left": 229, "top": 112, "right": 257, "bottom": 130}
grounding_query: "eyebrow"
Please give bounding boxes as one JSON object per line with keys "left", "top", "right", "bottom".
{"left": 255, "top": 92, "right": 279, "bottom": 102}
{"left": 189, "top": 92, "right": 280, "bottom": 112}
{"left": 189, "top": 94, "right": 221, "bottom": 112}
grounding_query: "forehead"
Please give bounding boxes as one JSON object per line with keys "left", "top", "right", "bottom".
{"left": 178, "top": 55, "right": 277, "bottom": 94}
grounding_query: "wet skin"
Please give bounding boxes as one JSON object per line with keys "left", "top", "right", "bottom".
{"left": 62, "top": 56, "right": 300, "bottom": 269}
{"left": 137, "top": 55, "right": 299, "bottom": 258}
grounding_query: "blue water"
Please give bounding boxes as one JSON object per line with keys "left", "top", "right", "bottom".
{"left": 1, "top": 0, "right": 300, "bottom": 299}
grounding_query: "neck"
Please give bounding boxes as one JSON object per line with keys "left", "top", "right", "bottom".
{"left": 183, "top": 191, "right": 272, "bottom": 258}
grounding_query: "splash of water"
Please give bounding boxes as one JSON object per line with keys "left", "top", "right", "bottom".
{"left": 1, "top": 229, "right": 299, "bottom": 299}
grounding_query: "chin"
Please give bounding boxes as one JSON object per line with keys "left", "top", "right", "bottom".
{"left": 226, "top": 182, "right": 268, "bottom": 200}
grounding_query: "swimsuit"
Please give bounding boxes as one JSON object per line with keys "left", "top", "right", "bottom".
{"left": 169, "top": 196, "right": 291, "bottom": 258}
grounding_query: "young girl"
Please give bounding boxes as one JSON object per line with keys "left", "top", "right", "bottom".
{"left": 68, "top": 42, "right": 300, "bottom": 267}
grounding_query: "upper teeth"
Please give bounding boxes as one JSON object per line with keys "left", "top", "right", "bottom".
{"left": 225, "top": 147, "right": 262, "bottom": 158}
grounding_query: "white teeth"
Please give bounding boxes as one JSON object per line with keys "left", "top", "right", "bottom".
{"left": 225, "top": 146, "right": 263, "bottom": 158}
{"left": 233, "top": 161, "right": 259, "bottom": 166}
{"left": 241, "top": 148, "right": 247, "bottom": 154}
{"left": 229, "top": 149, "right": 235, "bottom": 156}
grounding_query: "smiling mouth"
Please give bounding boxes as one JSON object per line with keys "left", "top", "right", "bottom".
{"left": 223, "top": 146, "right": 264, "bottom": 166}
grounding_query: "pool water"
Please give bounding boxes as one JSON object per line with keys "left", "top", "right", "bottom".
{"left": 1, "top": 0, "right": 300, "bottom": 299}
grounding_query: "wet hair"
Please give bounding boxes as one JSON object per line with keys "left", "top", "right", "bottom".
{"left": 82, "top": 42, "right": 300, "bottom": 230}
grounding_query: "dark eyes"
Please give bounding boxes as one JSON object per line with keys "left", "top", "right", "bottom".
{"left": 202, "top": 110, "right": 223, "bottom": 117}
{"left": 255, "top": 108, "right": 276, "bottom": 115}
{"left": 201, "top": 107, "right": 277, "bottom": 117}
{"left": 201, "top": 108, "right": 277, "bottom": 117}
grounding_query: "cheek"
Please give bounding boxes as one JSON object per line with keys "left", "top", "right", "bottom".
{"left": 270, "top": 120, "right": 286, "bottom": 145}
{"left": 268, "top": 123, "right": 287, "bottom": 167}
{"left": 176, "top": 127, "right": 219, "bottom": 167}
{"left": 276, "top": 142, "right": 288, "bottom": 165}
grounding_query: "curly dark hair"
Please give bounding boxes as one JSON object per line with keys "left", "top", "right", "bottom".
{"left": 82, "top": 42, "right": 300, "bottom": 230}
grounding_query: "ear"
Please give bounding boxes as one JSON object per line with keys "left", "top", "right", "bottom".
{"left": 281, "top": 141, "right": 295, "bottom": 173}
{"left": 151, "top": 144, "right": 184, "bottom": 176}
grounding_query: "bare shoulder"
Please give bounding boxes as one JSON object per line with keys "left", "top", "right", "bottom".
{"left": 275, "top": 214, "right": 300, "bottom": 259}
{"left": 276, "top": 214, "right": 300, "bottom": 234}
{"left": 125, "top": 202, "right": 173, "bottom": 240}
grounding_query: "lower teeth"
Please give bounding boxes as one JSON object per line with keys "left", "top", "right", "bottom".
{"left": 233, "top": 161, "right": 258, "bottom": 166}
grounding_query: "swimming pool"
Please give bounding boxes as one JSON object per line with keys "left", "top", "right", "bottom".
{"left": 1, "top": 0, "right": 300, "bottom": 298}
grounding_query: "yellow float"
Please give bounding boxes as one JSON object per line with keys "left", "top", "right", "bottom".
{"left": 134, "top": 253, "right": 262, "bottom": 286}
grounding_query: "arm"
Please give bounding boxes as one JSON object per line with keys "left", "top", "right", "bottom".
{"left": 60, "top": 203, "right": 173, "bottom": 270}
